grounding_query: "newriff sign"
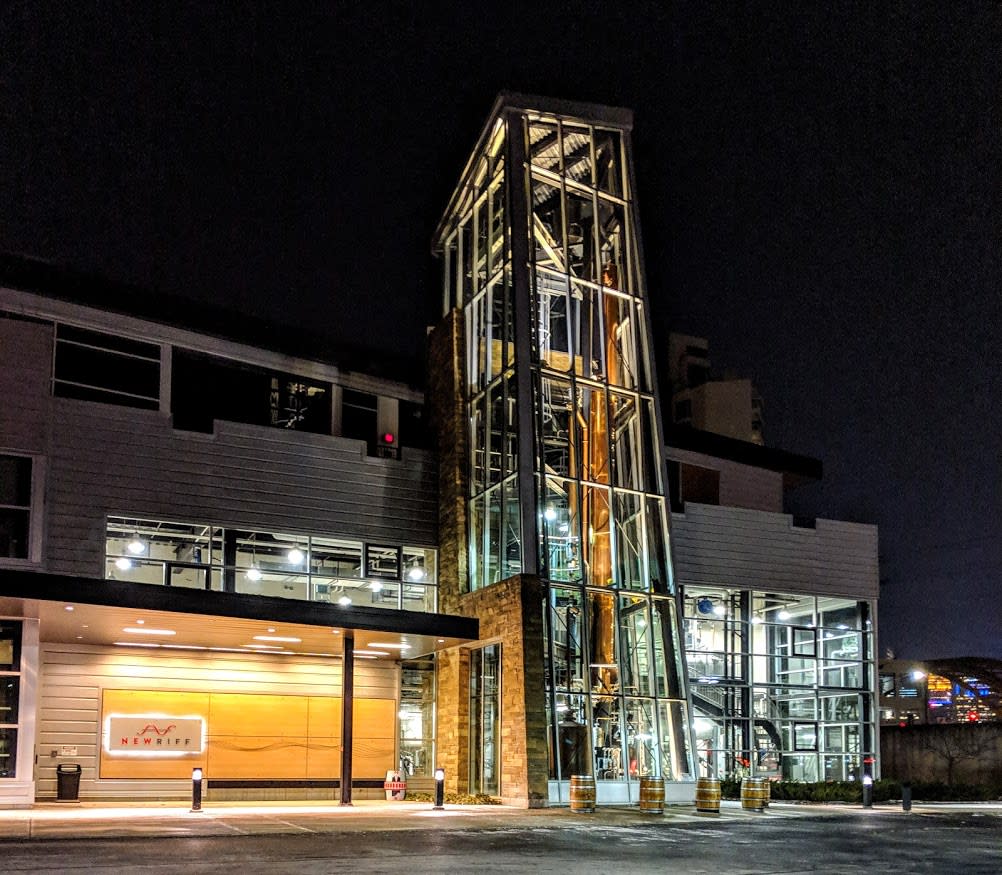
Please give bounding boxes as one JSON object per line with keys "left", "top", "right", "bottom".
{"left": 104, "top": 714, "right": 205, "bottom": 755}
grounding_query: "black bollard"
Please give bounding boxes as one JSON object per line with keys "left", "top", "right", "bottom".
{"left": 902, "top": 782, "right": 912, "bottom": 812}
{"left": 434, "top": 767, "right": 445, "bottom": 810}
{"left": 191, "top": 768, "right": 203, "bottom": 813}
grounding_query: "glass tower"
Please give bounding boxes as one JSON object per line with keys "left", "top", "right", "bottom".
{"left": 435, "top": 95, "right": 693, "bottom": 802}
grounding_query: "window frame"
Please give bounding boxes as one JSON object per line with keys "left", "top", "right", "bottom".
{"left": 0, "top": 452, "right": 43, "bottom": 565}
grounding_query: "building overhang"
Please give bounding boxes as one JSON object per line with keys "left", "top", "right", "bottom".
{"left": 0, "top": 569, "right": 478, "bottom": 661}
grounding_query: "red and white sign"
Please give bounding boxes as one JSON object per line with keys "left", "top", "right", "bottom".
{"left": 104, "top": 714, "right": 205, "bottom": 756}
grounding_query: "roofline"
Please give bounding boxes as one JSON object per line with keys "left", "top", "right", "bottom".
{"left": 432, "top": 92, "right": 634, "bottom": 253}
{"left": 666, "top": 425, "right": 823, "bottom": 488}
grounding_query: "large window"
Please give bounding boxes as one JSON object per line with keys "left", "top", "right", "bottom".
{"left": 0, "top": 454, "right": 35, "bottom": 562}
{"left": 684, "top": 586, "right": 876, "bottom": 783}
{"left": 469, "top": 643, "right": 501, "bottom": 796}
{"left": 105, "top": 516, "right": 437, "bottom": 612}
{"left": 54, "top": 325, "right": 160, "bottom": 409}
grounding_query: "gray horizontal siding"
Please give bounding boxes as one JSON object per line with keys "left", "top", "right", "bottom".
{"left": 44, "top": 401, "right": 438, "bottom": 577}
{"left": 670, "top": 503, "right": 879, "bottom": 600}
{"left": 0, "top": 316, "right": 52, "bottom": 453}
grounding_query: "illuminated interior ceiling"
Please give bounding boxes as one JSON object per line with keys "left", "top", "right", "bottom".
{"left": 0, "top": 598, "right": 466, "bottom": 661}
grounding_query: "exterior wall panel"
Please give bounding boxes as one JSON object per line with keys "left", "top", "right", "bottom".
{"left": 670, "top": 503, "right": 879, "bottom": 600}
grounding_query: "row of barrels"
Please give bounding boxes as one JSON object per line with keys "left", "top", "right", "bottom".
{"left": 569, "top": 775, "right": 770, "bottom": 814}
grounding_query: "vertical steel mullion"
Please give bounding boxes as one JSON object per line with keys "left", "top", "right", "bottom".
{"left": 507, "top": 109, "right": 540, "bottom": 576}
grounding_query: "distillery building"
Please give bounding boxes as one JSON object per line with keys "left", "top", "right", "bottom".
{"left": 0, "top": 94, "right": 879, "bottom": 808}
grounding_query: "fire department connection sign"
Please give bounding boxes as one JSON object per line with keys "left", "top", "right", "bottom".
{"left": 104, "top": 715, "right": 205, "bottom": 756}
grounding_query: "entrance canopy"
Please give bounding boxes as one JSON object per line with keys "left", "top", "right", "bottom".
{"left": 0, "top": 569, "right": 478, "bottom": 660}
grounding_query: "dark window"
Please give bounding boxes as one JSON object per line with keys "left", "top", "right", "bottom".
{"left": 674, "top": 399, "right": 692, "bottom": 422}
{"left": 342, "top": 389, "right": 378, "bottom": 450}
{"left": 54, "top": 325, "right": 160, "bottom": 409}
{"left": 0, "top": 456, "right": 32, "bottom": 560}
{"left": 399, "top": 400, "right": 428, "bottom": 449}
{"left": 666, "top": 460, "right": 682, "bottom": 513}
{"left": 680, "top": 463, "right": 719, "bottom": 506}
{"left": 171, "top": 349, "right": 331, "bottom": 435}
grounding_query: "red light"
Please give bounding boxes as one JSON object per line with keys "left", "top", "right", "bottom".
{"left": 382, "top": 433, "right": 395, "bottom": 444}
{"left": 898, "top": 720, "right": 907, "bottom": 728}
{"left": 967, "top": 711, "right": 979, "bottom": 722}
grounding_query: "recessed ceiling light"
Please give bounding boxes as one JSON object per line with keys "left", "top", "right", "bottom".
{"left": 354, "top": 654, "right": 378, "bottom": 660}
{"left": 253, "top": 635, "right": 301, "bottom": 643}
{"left": 135, "top": 619, "right": 145, "bottom": 624}
{"left": 244, "top": 644, "right": 286, "bottom": 650}
{"left": 437, "top": 639, "right": 445, "bottom": 643}
{"left": 122, "top": 627, "right": 176, "bottom": 636}
{"left": 369, "top": 643, "right": 411, "bottom": 650}
{"left": 267, "top": 628, "right": 276, "bottom": 633}
{"left": 64, "top": 605, "right": 74, "bottom": 612}
{"left": 332, "top": 630, "right": 341, "bottom": 635}
{"left": 354, "top": 649, "right": 391, "bottom": 657}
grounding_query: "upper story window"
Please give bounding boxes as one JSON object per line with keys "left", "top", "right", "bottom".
{"left": 342, "top": 389, "right": 378, "bottom": 449}
{"left": 105, "top": 516, "right": 438, "bottom": 613}
{"left": 54, "top": 325, "right": 160, "bottom": 410}
{"left": 0, "top": 454, "right": 37, "bottom": 562}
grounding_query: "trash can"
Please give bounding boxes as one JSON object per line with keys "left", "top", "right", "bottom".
{"left": 384, "top": 770, "right": 406, "bottom": 801}
{"left": 56, "top": 763, "right": 82, "bottom": 802}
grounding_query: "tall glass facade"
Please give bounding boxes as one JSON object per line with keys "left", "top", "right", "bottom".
{"left": 437, "top": 98, "right": 694, "bottom": 798}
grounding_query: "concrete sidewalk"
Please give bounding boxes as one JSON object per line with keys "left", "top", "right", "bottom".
{"left": 0, "top": 799, "right": 997, "bottom": 843}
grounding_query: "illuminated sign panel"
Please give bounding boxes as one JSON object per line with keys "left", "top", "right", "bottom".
{"left": 104, "top": 714, "right": 205, "bottom": 756}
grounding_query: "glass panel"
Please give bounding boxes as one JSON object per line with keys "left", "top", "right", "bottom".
{"left": 0, "top": 677, "right": 19, "bottom": 724}
{"left": 471, "top": 393, "right": 487, "bottom": 494}
{"left": 501, "top": 475, "right": 522, "bottom": 579}
{"left": 311, "top": 537, "right": 363, "bottom": 579}
{"left": 0, "top": 456, "right": 31, "bottom": 506}
{"left": 403, "top": 547, "right": 436, "bottom": 586}
{"left": 624, "top": 698, "right": 658, "bottom": 778}
{"left": 578, "top": 386, "right": 609, "bottom": 484}
{"left": 536, "top": 274, "right": 572, "bottom": 371}
{"left": 651, "top": 597, "right": 686, "bottom": 699}
{"left": 549, "top": 587, "right": 586, "bottom": 692}
{"left": 614, "top": 491, "right": 644, "bottom": 591}
{"left": 645, "top": 497, "right": 670, "bottom": 593}
{"left": 528, "top": 121, "right": 560, "bottom": 172}
{"left": 532, "top": 177, "right": 566, "bottom": 274}
{"left": 0, "top": 510, "right": 29, "bottom": 560}
{"left": 552, "top": 693, "right": 589, "bottom": 779}
{"left": 581, "top": 485, "right": 612, "bottom": 586}
{"left": 542, "top": 475, "right": 580, "bottom": 582}
{"left": 591, "top": 694, "right": 621, "bottom": 780}
{"left": 561, "top": 123, "right": 593, "bottom": 187}
{"left": 593, "top": 128, "right": 623, "bottom": 197}
{"left": 540, "top": 376, "right": 576, "bottom": 479}
{"left": 503, "top": 371, "right": 519, "bottom": 477}
{"left": 603, "top": 290, "right": 638, "bottom": 389}
{"left": 401, "top": 582, "right": 435, "bottom": 612}
{"left": 468, "top": 494, "right": 484, "bottom": 592}
{"left": 488, "top": 381, "right": 504, "bottom": 485}
{"left": 399, "top": 657, "right": 436, "bottom": 777}
{"left": 609, "top": 392, "right": 642, "bottom": 491}
{"left": 618, "top": 595, "right": 652, "bottom": 695}
{"left": 485, "top": 485, "right": 502, "bottom": 585}
{"left": 588, "top": 591, "right": 617, "bottom": 690}
{"left": 469, "top": 643, "right": 501, "bottom": 795}
{"left": 566, "top": 189, "right": 596, "bottom": 284}
{"left": 365, "top": 544, "right": 400, "bottom": 580}
{"left": 0, "top": 621, "right": 21, "bottom": 671}
{"left": 657, "top": 699, "right": 692, "bottom": 780}
{"left": 0, "top": 727, "right": 16, "bottom": 778}
{"left": 488, "top": 171, "right": 506, "bottom": 277}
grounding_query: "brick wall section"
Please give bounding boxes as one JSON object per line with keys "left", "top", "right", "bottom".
{"left": 427, "top": 312, "right": 549, "bottom": 807}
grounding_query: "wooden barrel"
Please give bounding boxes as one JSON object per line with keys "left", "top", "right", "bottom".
{"left": 638, "top": 776, "right": 665, "bottom": 813}
{"left": 741, "top": 777, "right": 769, "bottom": 811}
{"left": 569, "top": 775, "right": 596, "bottom": 812}
{"left": 695, "top": 777, "right": 721, "bottom": 813}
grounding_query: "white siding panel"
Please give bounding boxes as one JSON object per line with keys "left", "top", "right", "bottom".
{"left": 667, "top": 447, "right": 784, "bottom": 512}
{"left": 670, "top": 503, "right": 878, "bottom": 600}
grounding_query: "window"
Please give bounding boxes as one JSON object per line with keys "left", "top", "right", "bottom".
{"left": 54, "top": 325, "right": 160, "bottom": 409}
{"left": 0, "top": 455, "right": 35, "bottom": 561}
{"left": 673, "top": 399, "right": 692, "bottom": 422}
{"left": 680, "top": 463, "right": 719, "bottom": 506}
{"left": 0, "top": 621, "right": 22, "bottom": 778}
{"left": 342, "top": 389, "right": 378, "bottom": 449}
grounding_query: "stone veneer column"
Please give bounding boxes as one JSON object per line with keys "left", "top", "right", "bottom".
{"left": 427, "top": 312, "right": 549, "bottom": 807}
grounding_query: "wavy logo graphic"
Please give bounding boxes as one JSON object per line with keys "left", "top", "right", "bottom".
{"left": 137, "top": 723, "right": 177, "bottom": 736}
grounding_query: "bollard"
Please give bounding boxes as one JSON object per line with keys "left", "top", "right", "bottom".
{"left": 191, "top": 768, "right": 203, "bottom": 813}
{"left": 862, "top": 774, "right": 873, "bottom": 809}
{"left": 902, "top": 782, "right": 912, "bottom": 812}
{"left": 433, "top": 767, "right": 445, "bottom": 810}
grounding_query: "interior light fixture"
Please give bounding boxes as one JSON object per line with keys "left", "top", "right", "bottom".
{"left": 122, "top": 627, "right": 176, "bottom": 636}
{"left": 407, "top": 565, "right": 425, "bottom": 581}
{"left": 354, "top": 649, "right": 390, "bottom": 657}
{"left": 712, "top": 605, "right": 726, "bottom": 617}
{"left": 369, "top": 643, "right": 411, "bottom": 650}
{"left": 543, "top": 506, "right": 557, "bottom": 522}
{"left": 64, "top": 605, "right": 75, "bottom": 612}
{"left": 253, "top": 635, "right": 301, "bottom": 643}
{"left": 777, "top": 610, "right": 792, "bottom": 621}
{"left": 246, "top": 567, "right": 263, "bottom": 582}
{"left": 127, "top": 534, "right": 146, "bottom": 555}
{"left": 338, "top": 595, "right": 352, "bottom": 607}
{"left": 115, "top": 557, "right": 132, "bottom": 571}
{"left": 288, "top": 547, "right": 304, "bottom": 565}
{"left": 751, "top": 616, "right": 764, "bottom": 625}
{"left": 371, "top": 581, "right": 383, "bottom": 593}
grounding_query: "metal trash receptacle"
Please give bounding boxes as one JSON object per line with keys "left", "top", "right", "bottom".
{"left": 56, "top": 763, "right": 82, "bottom": 802}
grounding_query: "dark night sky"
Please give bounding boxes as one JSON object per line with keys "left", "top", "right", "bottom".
{"left": 2, "top": 3, "right": 1000, "bottom": 659}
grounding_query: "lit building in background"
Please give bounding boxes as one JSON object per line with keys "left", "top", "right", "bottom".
{"left": 879, "top": 658, "right": 1002, "bottom": 726}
